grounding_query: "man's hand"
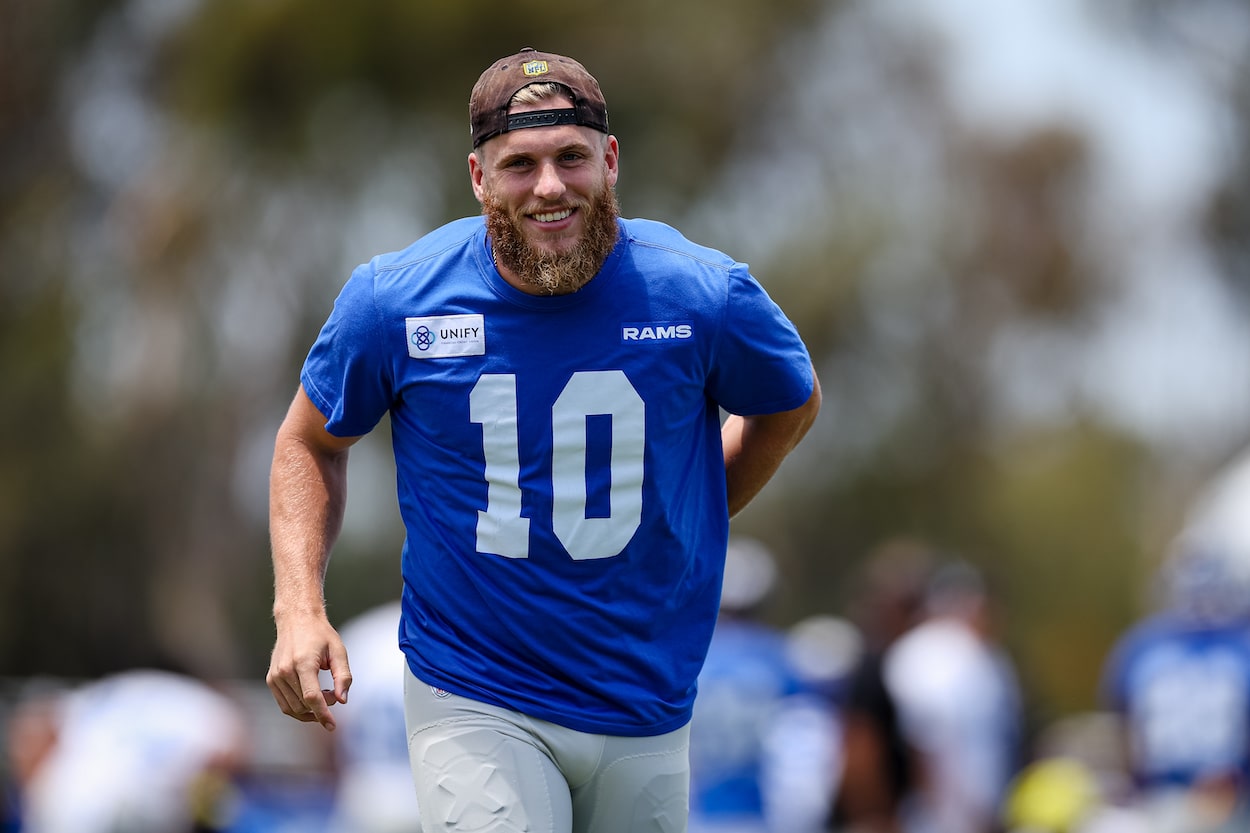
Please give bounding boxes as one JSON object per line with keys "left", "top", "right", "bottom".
{"left": 266, "top": 612, "right": 352, "bottom": 732}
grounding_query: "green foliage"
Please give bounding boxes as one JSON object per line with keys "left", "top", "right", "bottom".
{"left": 2, "top": 0, "right": 1247, "bottom": 734}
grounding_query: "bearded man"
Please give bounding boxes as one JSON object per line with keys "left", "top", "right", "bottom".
{"left": 266, "top": 47, "right": 821, "bottom": 833}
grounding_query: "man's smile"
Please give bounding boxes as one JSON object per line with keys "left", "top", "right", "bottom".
{"left": 531, "top": 208, "right": 575, "bottom": 224}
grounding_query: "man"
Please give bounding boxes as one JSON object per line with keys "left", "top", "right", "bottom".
{"left": 688, "top": 537, "right": 798, "bottom": 833}
{"left": 1100, "top": 544, "right": 1250, "bottom": 829}
{"left": 689, "top": 540, "right": 847, "bottom": 833}
{"left": 12, "top": 670, "right": 247, "bottom": 833}
{"left": 831, "top": 539, "right": 933, "bottom": 833}
{"left": 266, "top": 47, "right": 820, "bottom": 833}
{"left": 882, "top": 561, "right": 1022, "bottom": 833}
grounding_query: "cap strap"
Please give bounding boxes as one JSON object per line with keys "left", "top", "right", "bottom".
{"left": 505, "top": 108, "right": 581, "bottom": 132}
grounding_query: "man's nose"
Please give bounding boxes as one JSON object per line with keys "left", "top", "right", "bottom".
{"left": 533, "top": 161, "right": 566, "bottom": 200}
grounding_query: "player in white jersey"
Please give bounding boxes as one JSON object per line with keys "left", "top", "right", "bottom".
{"left": 14, "top": 670, "right": 247, "bottom": 833}
{"left": 266, "top": 47, "right": 821, "bottom": 833}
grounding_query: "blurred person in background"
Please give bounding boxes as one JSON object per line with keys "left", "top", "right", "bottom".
{"left": 689, "top": 538, "right": 851, "bottom": 833}
{"left": 1099, "top": 541, "right": 1250, "bottom": 832}
{"left": 9, "top": 669, "right": 248, "bottom": 833}
{"left": 324, "top": 600, "right": 421, "bottom": 833}
{"left": 688, "top": 536, "right": 799, "bottom": 833}
{"left": 4, "top": 679, "right": 62, "bottom": 832}
{"left": 764, "top": 613, "right": 860, "bottom": 833}
{"left": 830, "top": 538, "right": 934, "bottom": 833}
{"left": 883, "top": 559, "right": 1023, "bottom": 833}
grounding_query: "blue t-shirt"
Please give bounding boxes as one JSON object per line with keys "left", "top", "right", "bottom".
{"left": 1102, "top": 612, "right": 1250, "bottom": 788}
{"left": 301, "top": 216, "right": 814, "bottom": 736}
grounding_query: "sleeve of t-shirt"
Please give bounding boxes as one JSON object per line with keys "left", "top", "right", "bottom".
{"left": 300, "top": 264, "right": 395, "bottom": 438}
{"left": 707, "top": 266, "right": 814, "bottom": 416}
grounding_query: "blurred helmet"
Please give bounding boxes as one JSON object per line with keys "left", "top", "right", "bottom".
{"left": 1160, "top": 537, "right": 1250, "bottom": 625}
{"left": 785, "top": 614, "right": 863, "bottom": 688}
{"left": 719, "top": 536, "right": 778, "bottom": 612}
{"left": 1168, "top": 447, "right": 1250, "bottom": 623}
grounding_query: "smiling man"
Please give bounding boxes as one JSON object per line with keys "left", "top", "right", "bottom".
{"left": 266, "top": 48, "right": 821, "bottom": 833}
{"left": 470, "top": 78, "right": 621, "bottom": 295}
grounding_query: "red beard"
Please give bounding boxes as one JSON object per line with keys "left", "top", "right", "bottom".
{"left": 483, "top": 183, "right": 620, "bottom": 295}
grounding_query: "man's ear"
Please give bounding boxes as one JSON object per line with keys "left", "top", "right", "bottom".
{"left": 468, "top": 151, "right": 487, "bottom": 204}
{"left": 604, "top": 135, "right": 620, "bottom": 188}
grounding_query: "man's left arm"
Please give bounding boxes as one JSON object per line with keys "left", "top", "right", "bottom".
{"left": 722, "top": 368, "right": 821, "bottom": 517}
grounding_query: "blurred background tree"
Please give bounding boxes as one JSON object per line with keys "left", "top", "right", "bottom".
{"left": 2, "top": 0, "right": 1248, "bottom": 736}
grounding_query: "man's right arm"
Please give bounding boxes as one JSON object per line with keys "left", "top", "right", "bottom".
{"left": 266, "top": 385, "right": 360, "bottom": 731}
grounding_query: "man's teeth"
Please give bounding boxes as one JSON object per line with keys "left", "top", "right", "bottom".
{"left": 533, "top": 209, "right": 573, "bottom": 223}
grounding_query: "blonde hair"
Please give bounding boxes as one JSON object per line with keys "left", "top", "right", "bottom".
{"left": 473, "top": 82, "right": 606, "bottom": 161}
{"left": 509, "top": 82, "right": 569, "bottom": 107}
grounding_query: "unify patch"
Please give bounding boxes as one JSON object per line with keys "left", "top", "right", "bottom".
{"left": 406, "top": 314, "right": 486, "bottom": 359}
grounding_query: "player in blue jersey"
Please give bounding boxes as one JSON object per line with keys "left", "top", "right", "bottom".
{"left": 1101, "top": 544, "right": 1250, "bottom": 826}
{"left": 688, "top": 537, "right": 800, "bottom": 833}
{"left": 265, "top": 47, "right": 820, "bottom": 833}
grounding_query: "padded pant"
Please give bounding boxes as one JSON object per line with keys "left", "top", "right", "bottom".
{"left": 404, "top": 667, "right": 690, "bottom": 833}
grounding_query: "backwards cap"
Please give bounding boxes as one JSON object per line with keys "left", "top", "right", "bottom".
{"left": 469, "top": 47, "right": 609, "bottom": 148}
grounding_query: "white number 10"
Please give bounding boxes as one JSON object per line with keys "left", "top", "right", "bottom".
{"left": 469, "top": 370, "right": 645, "bottom": 561}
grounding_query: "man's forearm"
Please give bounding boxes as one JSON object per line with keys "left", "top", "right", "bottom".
{"left": 723, "top": 376, "right": 821, "bottom": 517}
{"left": 269, "top": 431, "right": 349, "bottom": 619}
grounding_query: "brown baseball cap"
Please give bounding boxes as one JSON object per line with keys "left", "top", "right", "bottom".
{"left": 469, "top": 47, "right": 609, "bottom": 148}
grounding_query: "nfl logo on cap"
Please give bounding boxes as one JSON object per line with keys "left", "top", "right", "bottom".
{"left": 523, "top": 60, "right": 549, "bottom": 76}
